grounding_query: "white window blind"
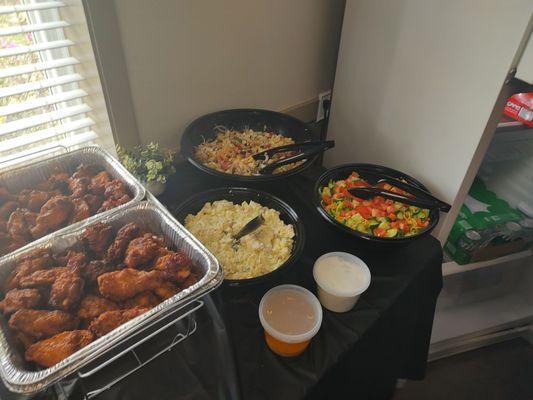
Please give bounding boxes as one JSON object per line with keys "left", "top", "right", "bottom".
{"left": 0, "top": 0, "right": 114, "bottom": 167}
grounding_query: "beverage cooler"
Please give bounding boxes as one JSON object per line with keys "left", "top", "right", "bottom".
{"left": 325, "top": 1, "right": 533, "bottom": 359}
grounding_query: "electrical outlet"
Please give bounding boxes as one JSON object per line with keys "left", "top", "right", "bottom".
{"left": 316, "top": 90, "right": 332, "bottom": 122}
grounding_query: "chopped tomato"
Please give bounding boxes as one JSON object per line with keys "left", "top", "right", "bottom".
{"left": 389, "top": 213, "right": 397, "bottom": 220}
{"left": 355, "top": 206, "right": 372, "bottom": 219}
{"left": 374, "top": 227, "right": 387, "bottom": 237}
{"left": 416, "top": 218, "right": 425, "bottom": 227}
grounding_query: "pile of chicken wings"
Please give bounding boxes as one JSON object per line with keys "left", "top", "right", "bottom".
{"left": 0, "top": 221, "right": 198, "bottom": 367}
{"left": 0, "top": 164, "right": 133, "bottom": 257}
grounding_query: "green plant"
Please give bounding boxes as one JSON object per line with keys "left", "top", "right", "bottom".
{"left": 117, "top": 142, "right": 176, "bottom": 184}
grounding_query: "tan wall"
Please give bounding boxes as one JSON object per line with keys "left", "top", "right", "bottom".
{"left": 112, "top": 0, "right": 345, "bottom": 148}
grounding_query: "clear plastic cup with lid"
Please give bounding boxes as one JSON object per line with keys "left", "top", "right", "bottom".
{"left": 258, "top": 284, "right": 322, "bottom": 357}
{"left": 313, "top": 252, "right": 371, "bottom": 312}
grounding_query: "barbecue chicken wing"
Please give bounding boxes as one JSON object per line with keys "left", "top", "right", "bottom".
{"left": 98, "top": 195, "right": 131, "bottom": 213}
{"left": 0, "top": 289, "right": 41, "bottom": 315}
{"left": 49, "top": 270, "right": 85, "bottom": 311}
{"left": 97, "top": 268, "right": 164, "bottom": 301}
{"left": 123, "top": 233, "right": 164, "bottom": 268}
{"left": 82, "top": 260, "right": 116, "bottom": 285}
{"left": 7, "top": 209, "right": 33, "bottom": 243}
{"left": 25, "top": 330, "right": 94, "bottom": 367}
{"left": 81, "top": 222, "right": 113, "bottom": 258}
{"left": 68, "top": 177, "right": 90, "bottom": 198}
{"left": 153, "top": 251, "right": 192, "bottom": 283}
{"left": 72, "top": 164, "right": 100, "bottom": 180}
{"left": 82, "top": 194, "right": 104, "bottom": 214}
{"left": 30, "top": 196, "right": 73, "bottom": 239}
{"left": 19, "top": 268, "right": 67, "bottom": 288}
{"left": 69, "top": 198, "right": 91, "bottom": 223}
{"left": 88, "top": 307, "right": 149, "bottom": 337}
{"left": 9, "top": 309, "right": 78, "bottom": 339}
{"left": 17, "top": 190, "right": 50, "bottom": 212}
{"left": 4, "top": 249, "right": 54, "bottom": 290}
{"left": 103, "top": 180, "right": 128, "bottom": 200}
{"left": 122, "top": 291, "right": 160, "bottom": 309}
{"left": 77, "top": 295, "right": 119, "bottom": 322}
{"left": 88, "top": 171, "right": 112, "bottom": 196}
{"left": 106, "top": 223, "right": 140, "bottom": 263}
{"left": 153, "top": 281, "right": 180, "bottom": 300}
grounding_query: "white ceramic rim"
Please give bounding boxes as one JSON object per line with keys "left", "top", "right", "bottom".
{"left": 313, "top": 252, "right": 371, "bottom": 298}
{"left": 258, "top": 284, "right": 323, "bottom": 344}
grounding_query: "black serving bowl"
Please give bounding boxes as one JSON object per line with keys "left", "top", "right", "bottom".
{"left": 173, "top": 187, "right": 305, "bottom": 287}
{"left": 314, "top": 163, "right": 439, "bottom": 244}
{"left": 180, "top": 108, "right": 316, "bottom": 182}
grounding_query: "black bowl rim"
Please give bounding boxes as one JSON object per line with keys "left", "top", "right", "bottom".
{"left": 173, "top": 186, "right": 306, "bottom": 286}
{"left": 180, "top": 108, "right": 318, "bottom": 182}
{"left": 313, "top": 163, "right": 439, "bottom": 243}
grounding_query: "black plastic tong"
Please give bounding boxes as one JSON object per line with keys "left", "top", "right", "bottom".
{"left": 348, "top": 168, "right": 451, "bottom": 212}
{"left": 255, "top": 140, "right": 335, "bottom": 175}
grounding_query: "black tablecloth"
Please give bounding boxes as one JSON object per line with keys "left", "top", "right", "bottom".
{"left": 158, "top": 163, "right": 443, "bottom": 400}
{"left": 7, "top": 163, "right": 442, "bottom": 400}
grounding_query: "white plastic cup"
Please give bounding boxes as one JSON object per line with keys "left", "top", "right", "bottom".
{"left": 258, "top": 284, "right": 323, "bottom": 357}
{"left": 313, "top": 252, "right": 371, "bottom": 313}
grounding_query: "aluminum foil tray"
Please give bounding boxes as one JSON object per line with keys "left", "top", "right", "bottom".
{"left": 0, "top": 145, "right": 145, "bottom": 259}
{"left": 0, "top": 201, "right": 222, "bottom": 394}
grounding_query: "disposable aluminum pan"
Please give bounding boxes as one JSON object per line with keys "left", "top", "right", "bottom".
{"left": 0, "top": 145, "right": 145, "bottom": 259}
{"left": 0, "top": 201, "right": 222, "bottom": 394}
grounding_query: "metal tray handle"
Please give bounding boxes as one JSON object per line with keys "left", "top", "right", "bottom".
{"left": 75, "top": 300, "right": 203, "bottom": 399}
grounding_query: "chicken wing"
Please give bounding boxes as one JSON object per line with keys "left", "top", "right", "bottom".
{"left": 97, "top": 268, "right": 164, "bottom": 301}
{"left": 7, "top": 209, "right": 33, "bottom": 243}
{"left": 122, "top": 291, "right": 160, "bottom": 309}
{"left": 82, "top": 260, "right": 116, "bottom": 285}
{"left": 30, "top": 196, "right": 73, "bottom": 239}
{"left": 97, "top": 194, "right": 131, "bottom": 213}
{"left": 153, "top": 281, "right": 180, "bottom": 300}
{"left": 106, "top": 223, "right": 140, "bottom": 263}
{"left": 123, "top": 233, "right": 164, "bottom": 268}
{"left": 17, "top": 190, "right": 51, "bottom": 212}
{"left": 88, "top": 307, "right": 149, "bottom": 337}
{"left": 153, "top": 251, "right": 192, "bottom": 283}
{"left": 49, "top": 270, "right": 84, "bottom": 311}
{"left": 77, "top": 295, "right": 119, "bottom": 322}
{"left": 25, "top": 330, "right": 94, "bottom": 367}
{"left": 0, "top": 288, "right": 41, "bottom": 314}
{"left": 0, "top": 201, "right": 18, "bottom": 220}
{"left": 72, "top": 164, "right": 100, "bottom": 180}
{"left": 103, "top": 180, "right": 128, "bottom": 200}
{"left": 83, "top": 194, "right": 104, "bottom": 214}
{"left": 48, "top": 172, "right": 71, "bottom": 194}
{"left": 81, "top": 222, "right": 113, "bottom": 258}
{"left": 88, "top": 171, "right": 112, "bottom": 196}
{"left": 64, "top": 251, "right": 88, "bottom": 271}
{"left": 18, "top": 268, "right": 66, "bottom": 290}
{"left": 9, "top": 309, "right": 79, "bottom": 339}
{"left": 69, "top": 198, "right": 91, "bottom": 223}
{"left": 4, "top": 249, "right": 55, "bottom": 290}
{"left": 68, "top": 177, "right": 90, "bottom": 198}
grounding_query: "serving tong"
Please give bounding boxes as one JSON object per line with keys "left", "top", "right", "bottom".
{"left": 348, "top": 168, "right": 451, "bottom": 212}
{"left": 232, "top": 214, "right": 265, "bottom": 249}
{"left": 255, "top": 140, "right": 335, "bottom": 175}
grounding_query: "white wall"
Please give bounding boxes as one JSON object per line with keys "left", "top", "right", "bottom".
{"left": 326, "top": 0, "right": 532, "bottom": 209}
{"left": 112, "top": 0, "right": 345, "bottom": 147}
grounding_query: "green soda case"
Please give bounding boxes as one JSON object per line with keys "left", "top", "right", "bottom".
{"left": 445, "top": 178, "right": 523, "bottom": 265}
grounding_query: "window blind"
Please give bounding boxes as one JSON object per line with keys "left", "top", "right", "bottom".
{"left": 0, "top": 0, "right": 99, "bottom": 167}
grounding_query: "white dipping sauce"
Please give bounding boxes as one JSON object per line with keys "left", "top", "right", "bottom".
{"left": 314, "top": 256, "right": 367, "bottom": 295}
{"left": 313, "top": 252, "right": 371, "bottom": 312}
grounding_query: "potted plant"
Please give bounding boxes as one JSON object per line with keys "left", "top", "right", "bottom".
{"left": 116, "top": 142, "right": 176, "bottom": 196}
